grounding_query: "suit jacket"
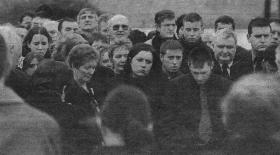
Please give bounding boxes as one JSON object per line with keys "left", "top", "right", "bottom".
{"left": 213, "top": 46, "right": 253, "bottom": 81}
{"left": 156, "top": 73, "right": 232, "bottom": 152}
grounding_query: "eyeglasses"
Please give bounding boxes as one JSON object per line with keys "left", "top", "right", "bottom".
{"left": 112, "top": 24, "right": 129, "bottom": 31}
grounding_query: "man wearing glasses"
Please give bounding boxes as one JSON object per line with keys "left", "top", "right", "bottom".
{"left": 107, "top": 14, "right": 131, "bottom": 45}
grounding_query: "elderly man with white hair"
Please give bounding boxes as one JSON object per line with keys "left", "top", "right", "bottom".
{"left": 212, "top": 28, "right": 253, "bottom": 81}
{"left": 107, "top": 14, "right": 131, "bottom": 45}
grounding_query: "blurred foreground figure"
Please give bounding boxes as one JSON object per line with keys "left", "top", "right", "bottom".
{"left": 94, "top": 85, "right": 155, "bottom": 154}
{"left": 0, "top": 27, "right": 60, "bottom": 154}
{"left": 221, "top": 73, "right": 280, "bottom": 155}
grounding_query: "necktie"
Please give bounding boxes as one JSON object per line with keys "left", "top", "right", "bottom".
{"left": 222, "top": 63, "right": 229, "bottom": 78}
{"left": 198, "top": 85, "right": 212, "bottom": 143}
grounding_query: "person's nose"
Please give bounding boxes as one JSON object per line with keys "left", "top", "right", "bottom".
{"left": 38, "top": 44, "right": 43, "bottom": 49}
{"left": 120, "top": 56, "right": 126, "bottom": 62}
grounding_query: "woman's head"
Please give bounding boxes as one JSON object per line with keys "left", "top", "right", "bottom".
{"left": 109, "top": 41, "right": 131, "bottom": 74}
{"left": 98, "top": 44, "right": 113, "bottom": 69}
{"left": 67, "top": 44, "right": 99, "bottom": 84}
{"left": 124, "top": 43, "right": 159, "bottom": 78}
{"left": 23, "top": 26, "right": 52, "bottom": 55}
{"left": 99, "top": 85, "right": 153, "bottom": 149}
{"left": 22, "top": 51, "right": 44, "bottom": 76}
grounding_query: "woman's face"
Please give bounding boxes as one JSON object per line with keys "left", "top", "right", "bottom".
{"left": 100, "top": 51, "right": 113, "bottom": 69}
{"left": 131, "top": 51, "right": 153, "bottom": 78}
{"left": 73, "top": 60, "right": 97, "bottom": 84}
{"left": 25, "top": 58, "right": 39, "bottom": 76}
{"left": 28, "top": 34, "right": 49, "bottom": 54}
{"left": 112, "top": 47, "right": 129, "bottom": 74}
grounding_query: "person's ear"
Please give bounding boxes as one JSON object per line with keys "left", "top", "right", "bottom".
{"left": 160, "top": 53, "right": 164, "bottom": 62}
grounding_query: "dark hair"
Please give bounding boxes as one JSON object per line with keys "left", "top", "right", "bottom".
{"left": 183, "top": 12, "right": 203, "bottom": 26}
{"left": 108, "top": 41, "right": 131, "bottom": 59}
{"left": 124, "top": 43, "right": 161, "bottom": 77}
{"left": 31, "top": 59, "right": 72, "bottom": 93}
{"left": 22, "top": 26, "right": 52, "bottom": 56}
{"left": 215, "top": 15, "right": 235, "bottom": 31}
{"left": 154, "top": 10, "right": 175, "bottom": 26}
{"left": 222, "top": 73, "right": 280, "bottom": 138}
{"left": 53, "top": 33, "right": 88, "bottom": 62}
{"left": 128, "top": 29, "right": 147, "bottom": 45}
{"left": 176, "top": 14, "right": 188, "bottom": 35}
{"left": 58, "top": 17, "right": 76, "bottom": 32}
{"left": 22, "top": 51, "right": 44, "bottom": 71}
{"left": 35, "top": 4, "right": 53, "bottom": 19}
{"left": 188, "top": 45, "right": 213, "bottom": 68}
{"left": 160, "top": 40, "right": 183, "bottom": 55}
{"left": 19, "top": 12, "right": 35, "bottom": 23}
{"left": 0, "top": 34, "right": 8, "bottom": 79}
{"left": 248, "top": 17, "right": 271, "bottom": 36}
{"left": 101, "top": 85, "right": 153, "bottom": 150}
{"left": 68, "top": 44, "right": 99, "bottom": 68}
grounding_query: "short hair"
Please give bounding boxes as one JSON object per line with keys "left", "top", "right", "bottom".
{"left": 154, "top": 10, "right": 175, "bottom": 26}
{"left": 19, "top": 12, "right": 35, "bottom": 23}
{"left": 107, "top": 14, "right": 129, "bottom": 28}
{"left": 222, "top": 73, "right": 280, "bottom": 137}
{"left": 31, "top": 59, "right": 72, "bottom": 92}
{"left": 108, "top": 41, "right": 132, "bottom": 59}
{"left": 160, "top": 40, "right": 183, "bottom": 55}
{"left": 182, "top": 12, "right": 203, "bottom": 26}
{"left": 128, "top": 29, "right": 147, "bottom": 45}
{"left": 188, "top": 45, "right": 213, "bottom": 68}
{"left": 0, "top": 33, "right": 9, "bottom": 78}
{"left": 58, "top": 17, "right": 76, "bottom": 32}
{"left": 248, "top": 17, "right": 271, "bottom": 36}
{"left": 77, "top": 8, "right": 98, "bottom": 21}
{"left": 176, "top": 14, "right": 188, "bottom": 34}
{"left": 215, "top": 15, "right": 235, "bottom": 31}
{"left": 214, "top": 28, "right": 237, "bottom": 44}
{"left": 22, "top": 51, "right": 44, "bottom": 71}
{"left": 101, "top": 85, "right": 153, "bottom": 149}
{"left": 67, "top": 44, "right": 99, "bottom": 69}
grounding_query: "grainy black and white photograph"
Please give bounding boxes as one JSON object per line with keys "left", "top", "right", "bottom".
{"left": 0, "top": 0, "right": 280, "bottom": 154}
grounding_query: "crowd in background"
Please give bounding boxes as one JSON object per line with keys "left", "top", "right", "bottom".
{"left": 1, "top": 3, "right": 280, "bottom": 155}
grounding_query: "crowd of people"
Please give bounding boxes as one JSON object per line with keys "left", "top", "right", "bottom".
{"left": 1, "top": 3, "right": 280, "bottom": 155}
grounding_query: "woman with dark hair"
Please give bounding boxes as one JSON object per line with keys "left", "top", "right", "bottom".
{"left": 22, "top": 26, "right": 52, "bottom": 57}
{"left": 122, "top": 43, "right": 168, "bottom": 122}
{"left": 93, "top": 85, "right": 155, "bottom": 154}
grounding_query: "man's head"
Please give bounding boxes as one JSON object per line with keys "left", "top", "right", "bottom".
{"left": 214, "top": 15, "right": 235, "bottom": 32}
{"left": 98, "top": 13, "right": 111, "bottom": 36}
{"left": 154, "top": 10, "right": 176, "bottom": 38}
{"left": 160, "top": 40, "right": 183, "bottom": 74}
{"left": 19, "top": 12, "right": 34, "bottom": 30}
{"left": 213, "top": 29, "right": 237, "bottom": 64}
{"left": 269, "top": 18, "right": 280, "bottom": 46}
{"left": 176, "top": 14, "right": 188, "bottom": 39}
{"left": 43, "top": 20, "right": 59, "bottom": 43}
{"left": 58, "top": 18, "right": 79, "bottom": 37}
{"left": 247, "top": 17, "right": 271, "bottom": 52}
{"left": 188, "top": 46, "right": 213, "bottom": 85}
{"left": 108, "top": 14, "right": 130, "bottom": 44}
{"left": 181, "top": 12, "right": 204, "bottom": 44}
{"left": 77, "top": 8, "right": 99, "bottom": 32}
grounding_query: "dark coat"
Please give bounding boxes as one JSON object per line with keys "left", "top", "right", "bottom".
{"left": 157, "top": 73, "right": 232, "bottom": 152}
{"left": 213, "top": 46, "right": 253, "bottom": 81}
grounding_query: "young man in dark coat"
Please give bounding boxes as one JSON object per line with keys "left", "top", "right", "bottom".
{"left": 157, "top": 46, "right": 231, "bottom": 153}
{"left": 212, "top": 29, "right": 253, "bottom": 81}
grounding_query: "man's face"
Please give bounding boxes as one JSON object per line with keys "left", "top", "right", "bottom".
{"left": 190, "top": 62, "right": 212, "bottom": 85}
{"left": 78, "top": 11, "right": 98, "bottom": 31}
{"left": 270, "top": 22, "right": 280, "bottom": 46}
{"left": 21, "top": 16, "right": 32, "bottom": 29}
{"left": 45, "top": 23, "right": 59, "bottom": 43}
{"left": 109, "top": 17, "right": 130, "bottom": 42}
{"left": 181, "top": 21, "right": 203, "bottom": 43}
{"left": 216, "top": 23, "right": 233, "bottom": 32}
{"left": 161, "top": 49, "right": 183, "bottom": 73}
{"left": 61, "top": 21, "right": 79, "bottom": 36}
{"left": 213, "top": 36, "right": 237, "bottom": 64}
{"left": 158, "top": 18, "right": 176, "bottom": 38}
{"left": 248, "top": 26, "right": 271, "bottom": 52}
